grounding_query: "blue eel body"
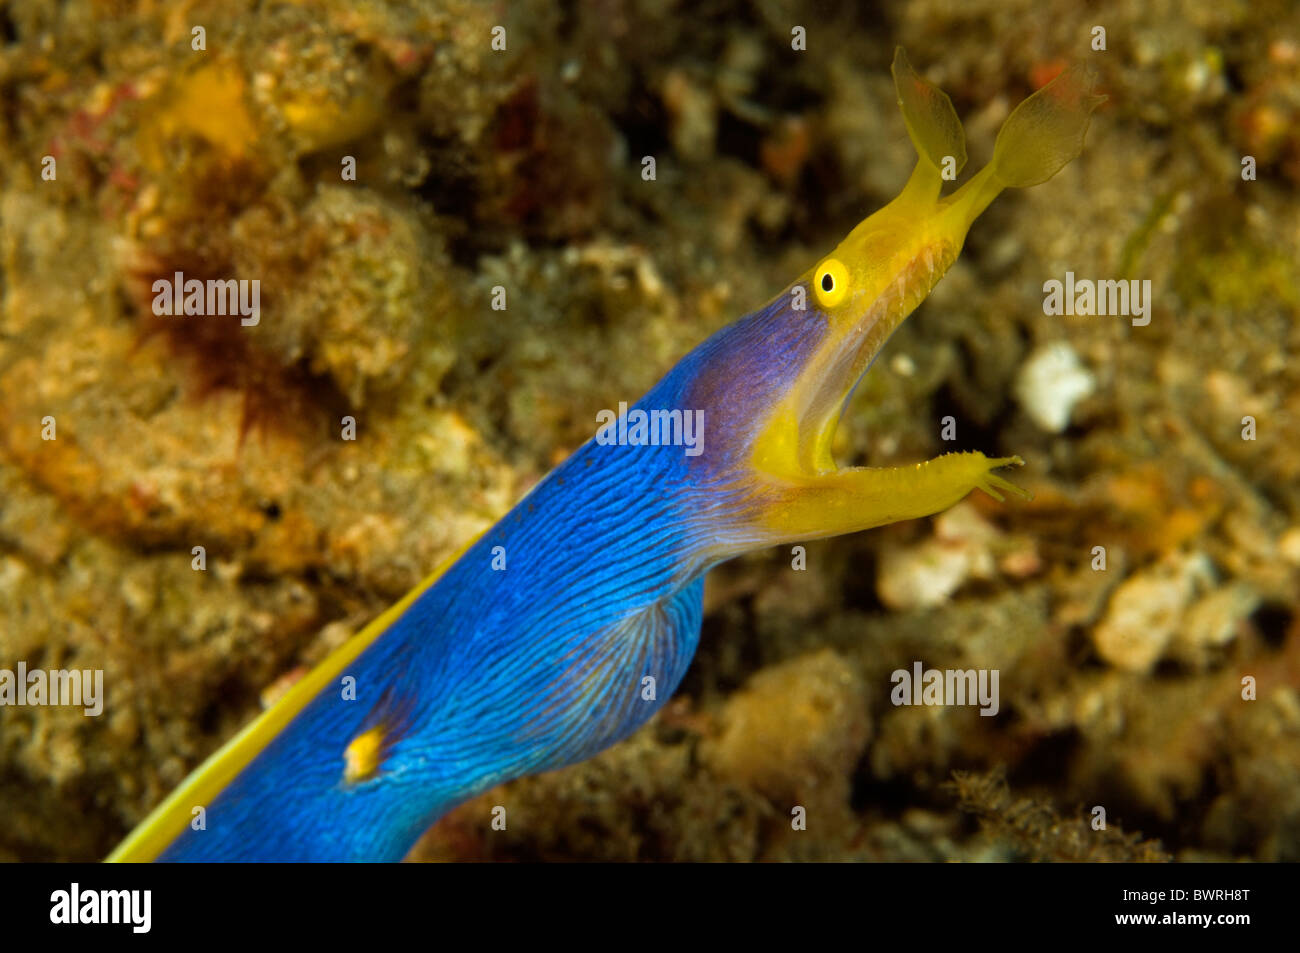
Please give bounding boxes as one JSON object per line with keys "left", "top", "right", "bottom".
{"left": 112, "top": 49, "right": 1100, "bottom": 861}
{"left": 159, "top": 299, "right": 822, "bottom": 861}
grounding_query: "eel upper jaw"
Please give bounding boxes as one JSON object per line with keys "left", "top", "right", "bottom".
{"left": 769, "top": 280, "right": 898, "bottom": 477}
{"left": 786, "top": 230, "right": 957, "bottom": 476}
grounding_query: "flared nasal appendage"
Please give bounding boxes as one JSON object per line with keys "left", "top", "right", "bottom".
{"left": 946, "top": 62, "right": 1106, "bottom": 227}
{"left": 891, "top": 47, "right": 967, "bottom": 205}
{"left": 991, "top": 63, "right": 1106, "bottom": 187}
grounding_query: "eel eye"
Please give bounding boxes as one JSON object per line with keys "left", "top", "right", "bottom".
{"left": 814, "top": 258, "right": 849, "bottom": 308}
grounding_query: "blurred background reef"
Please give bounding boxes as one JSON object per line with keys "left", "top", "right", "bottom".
{"left": 1, "top": 0, "right": 1299, "bottom": 860}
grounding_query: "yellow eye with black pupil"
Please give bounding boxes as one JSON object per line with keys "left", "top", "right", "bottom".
{"left": 814, "top": 258, "right": 849, "bottom": 308}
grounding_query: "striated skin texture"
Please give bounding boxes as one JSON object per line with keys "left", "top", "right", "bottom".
{"left": 156, "top": 294, "right": 824, "bottom": 861}
{"left": 113, "top": 50, "right": 1102, "bottom": 862}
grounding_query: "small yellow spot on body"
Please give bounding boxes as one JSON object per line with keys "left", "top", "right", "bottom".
{"left": 343, "top": 724, "right": 386, "bottom": 783}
